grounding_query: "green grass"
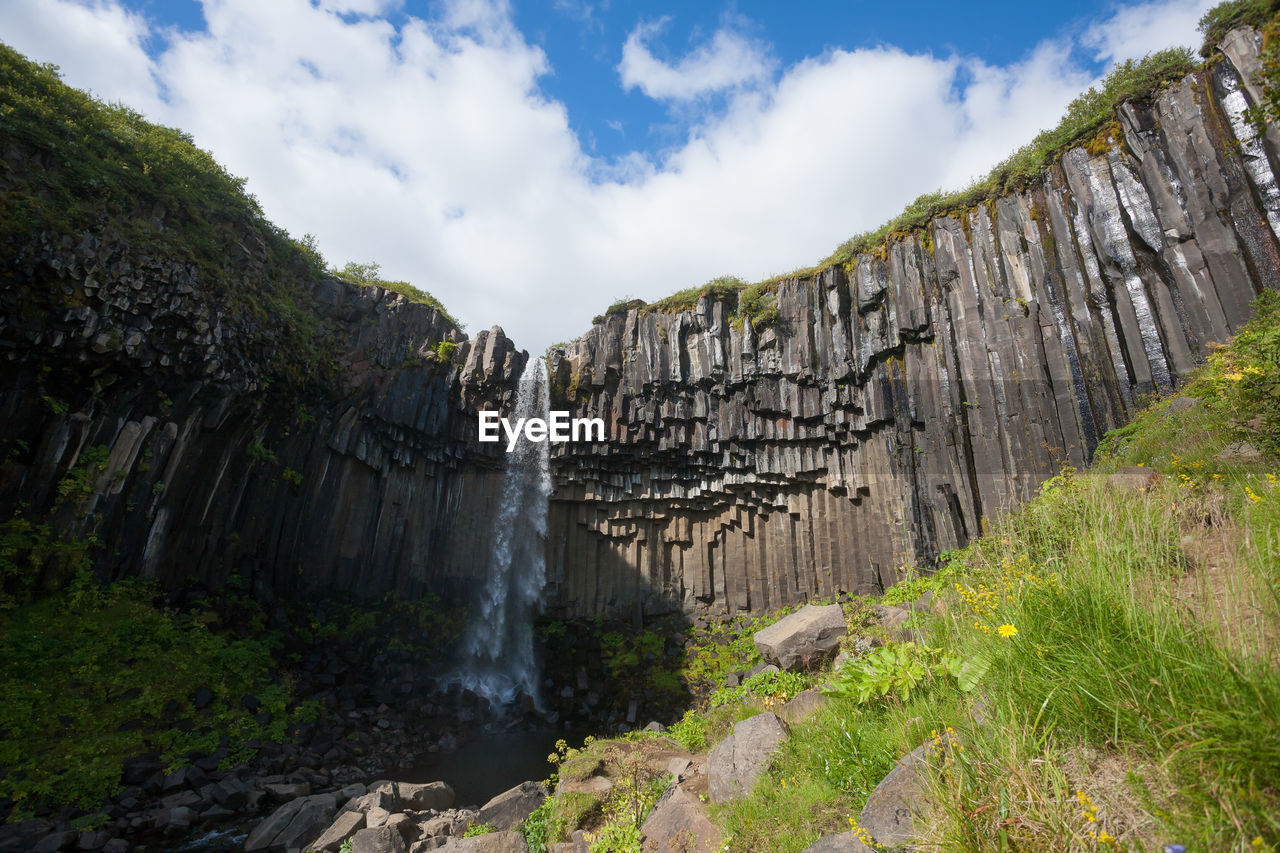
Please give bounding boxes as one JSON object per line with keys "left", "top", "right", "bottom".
{"left": 0, "top": 43, "right": 462, "bottom": 385}
{"left": 0, "top": 578, "right": 303, "bottom": 816}
{"left": 1198, "top": 0, "right": 1280, "bottom": 55}
{"left": 333, "top": 261, "right": 463, "bottom": 329}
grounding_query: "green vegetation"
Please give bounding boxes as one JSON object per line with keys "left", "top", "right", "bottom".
{"left": 0, "top": 44, "right": 462, "bottom": 387}
{"left": 0, "top": 515, "right": 97, "bottom": 609}
{"left": 1198, "top": 0, "right": 1280, "bottom": 55}
{"left": 463, "top": 822, "right": 497, "bottom": 837}
{"left": 434, "top": 340, "right": 459, "bottom": 363}
{"left": 822, "top": 47, "right": 1196, "bottom": 267}
{"left": 0, "top": 578, "right": 300, "bottom": 816}
{"left": 333, "top": 262, "right": 463, "bottom": 329}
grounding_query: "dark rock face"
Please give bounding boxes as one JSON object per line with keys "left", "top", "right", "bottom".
{"left": 0, "top": 206, "right": 525, "bottom": 604}
{"left": 544, "top": 33, "right": 1280, "bottom": 618}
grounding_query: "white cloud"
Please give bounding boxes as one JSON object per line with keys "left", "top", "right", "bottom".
{"left": 0, "top": 0, "right": 157, "bottom": 108}
{"left": 0, "top": 0, "right": 1213, "bottom": 351}
{"left": 618, "top": 17, "right": 773, "bottom": 101}
{"left": 1083, "top": 0, "right": 1216, "bottom": 64}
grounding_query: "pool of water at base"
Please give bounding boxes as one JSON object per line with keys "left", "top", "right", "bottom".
{"left": 397, "top": 725, "right": 587, "bottom": 808}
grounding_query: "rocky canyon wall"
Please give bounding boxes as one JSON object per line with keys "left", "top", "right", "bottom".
{"left": 0, "top": 222, "right": 527, "bottom": 605}
{"left": 543, "top": 28, "right": 1280, "bottom": 620}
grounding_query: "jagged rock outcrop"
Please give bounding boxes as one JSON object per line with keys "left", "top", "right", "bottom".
{"left": 544, "top": 29, "right": 1280, "bottom": 619}
{"left": 0, "top": 222, "right": 526, "bottom": 604}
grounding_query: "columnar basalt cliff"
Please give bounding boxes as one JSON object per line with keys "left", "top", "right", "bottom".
{"left": 0, "top": 228, "right": 527, "bottom": 605}
{"left": 543, "top": 29, "right": 1280, "bottom": 620}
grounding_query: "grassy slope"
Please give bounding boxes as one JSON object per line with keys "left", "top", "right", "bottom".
{"left": 0, "top": 43, "right": 462, "bottom": 376}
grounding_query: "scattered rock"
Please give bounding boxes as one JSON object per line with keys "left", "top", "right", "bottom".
{"left": 753, "top": 604, "right": 847, "bottom": 671}
{"left": 433, "top": 831, "right": 530, "bottom": 852}
{"left": 264, "top": 781, "right": 311, "bottom": 801}
{"left": 859, "top": 736, "right": 953, "bottom": 849}
{"left": 32, "top": 831, "right": 75, "bottom": 853}
{"left": 244, "top": 792, "right": 336, "bottom": 851}
{"left": 707, "top": 712, "right": 789, "bottom": 804}
{"left": 1164, "top": 396, "right": 1199, "bottom": 416}
{"left": 872, "top": 605, "right": 910, "bottom": 630}
{"left": 666, "top": 757, "right": 692, "bottom": 780}
{"left": 640, "top": 784, "right": 720, "bottom": 852}
{"left": 1220, "top": 441, "right": 1263, "bottom": 463}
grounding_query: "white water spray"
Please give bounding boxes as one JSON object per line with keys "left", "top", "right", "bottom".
{"left": 456, "top": 357, "right": 552, "bottom": 707}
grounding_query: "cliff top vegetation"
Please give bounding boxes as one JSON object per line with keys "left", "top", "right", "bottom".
{"left": 594, "top": 0, "right": 1280, "bottom": 332}
{"left": 0, "top": 43, "right": 462, "bottom": 372}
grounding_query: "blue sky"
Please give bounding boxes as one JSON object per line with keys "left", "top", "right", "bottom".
{"left": 0, "top": 0, "right": 1216, "bottom": 349}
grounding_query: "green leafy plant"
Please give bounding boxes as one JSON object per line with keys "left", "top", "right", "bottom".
{"left": 667, "top": 709, "right": 708, "bottom": 752}
{"left": 822, "top": 642, "right": 983, "bottom": 704}
{"left": 463, "top": 822, "right": 497, "bottom": 837}
{"left": 434, "top": 340, "right": 458, "bottom": 362}
{"left": 742, "top": 668, "right": 808, "bottom": 701}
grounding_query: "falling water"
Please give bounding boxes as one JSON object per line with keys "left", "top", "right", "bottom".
{"left": 455, "top": 357, "right": 552, "bottom": 707}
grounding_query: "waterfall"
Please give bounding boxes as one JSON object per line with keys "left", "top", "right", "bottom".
{"left": 455, "top": 356, "right": 551, "bottom": 707}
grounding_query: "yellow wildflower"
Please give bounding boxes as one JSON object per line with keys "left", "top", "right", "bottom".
{"left": 998, "top": 624, "right": 1018, "bottom": 638}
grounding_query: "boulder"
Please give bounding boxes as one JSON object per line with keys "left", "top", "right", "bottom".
{"left": 244, "top": 792, "right": 336, "bottom": 851}
{"left": 859, "top": 737, "right": 952, "bottom": 848}
{"left": 753, "top": 604, "right": 846, "bottom": 671}
{"left": 707, "top": 712, "right": 789, "bottom": 804}
{"left": 32, "top": 831, "right": 75, "bottom": 853}
{"left": 476, "top": 781, "right": 547, "bottom": 831}
{"left": 311, "top": 810, "right": 366, "bottom": 852}
{"left": 1164, "top": 396, "right": 1200, "bottom": 416}
{"left": 800, "top": 832, "right": 875, "bottom": 852}
{"left": 264, "top": 781, "right": 310, "bottom": 801}
{"left": 385, "top": 813, "right": 421, "bottom": 846}
{"left": 872, "top": 605, "right": 910, "bottom": 630}
{"left": 778, "top": 689, "right": 828, "bottom": 725}
{"left": 351, "top": 825, "right": 407, "bottom": 853}
{"left": 640, "top": 784, "right": 720, "bottom": 852}
{"left": 398, "top": 781, "right": 455, "bottom": 811}
{"left": 434, "top": 831, "right": 530, "bottom": 852}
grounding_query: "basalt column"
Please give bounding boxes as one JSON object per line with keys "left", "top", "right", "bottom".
{"left": 542, "top": 27, "right": 1280, "bottom": 620}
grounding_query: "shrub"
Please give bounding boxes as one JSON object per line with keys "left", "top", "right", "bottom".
{"left": 1198, "top": 0, "right": 1280, "bottom": 55}
{"left": 668, "top": 709, "right": 709, "bottom": 752}
{"left": 335, "top": 261, "right": 463, "bottom": 329}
